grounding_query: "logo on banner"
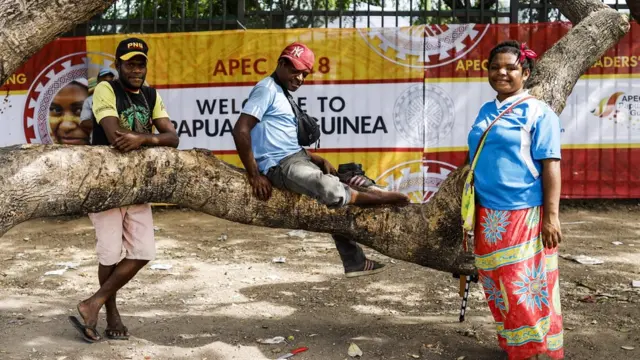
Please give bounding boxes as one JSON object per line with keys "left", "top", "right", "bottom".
{"left": 393, "top": 84, "right": 455, "bottom": 146}
{"left": 590, "top": 91, "right": 640, "bottom": 131}
{"left": 23, "top": 52, "right": 116, "bottom": 144}
{"left": 358, "top": 24, "right": 489, "bottom": 69}
{"left": 375, "top": 159, "right": 457, "bottom": 204}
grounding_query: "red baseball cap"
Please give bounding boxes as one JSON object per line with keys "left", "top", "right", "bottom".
{"left": 279, "top": 42, "right": 315, "bottom": 71}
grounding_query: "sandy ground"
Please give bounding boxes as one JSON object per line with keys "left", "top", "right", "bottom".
{"left": 0, "top": 206, "right": 639, "bottom": 360}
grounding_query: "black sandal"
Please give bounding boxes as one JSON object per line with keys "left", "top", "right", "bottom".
{"left": 105, "top": 326, "right": 130, "bottom": 340}
{"left": 68, "top": 315, "right": 101, "bottom": 343}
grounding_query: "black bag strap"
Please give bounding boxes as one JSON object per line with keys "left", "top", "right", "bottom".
{"left": 270, "top": 73, "right": 304, "bottom": 119}
{"left": 270, "top": 73, "right": 320, "bottom": 148}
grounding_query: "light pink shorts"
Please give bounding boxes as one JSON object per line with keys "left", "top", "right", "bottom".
{"left": 88, "top": 204, "right": 155, "bottom": 266}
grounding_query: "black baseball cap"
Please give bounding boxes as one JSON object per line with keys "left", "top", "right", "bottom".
{"left": 115, "top": 37, "right": 149, "bottom": 61}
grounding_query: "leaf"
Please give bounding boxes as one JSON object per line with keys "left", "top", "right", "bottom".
{"left": 348, "top": 343, "right": 363, "bottom": 357}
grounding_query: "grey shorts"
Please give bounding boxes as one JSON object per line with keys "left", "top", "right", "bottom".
{"left": 267, "top": 150, "right": 351, "bottom": 208}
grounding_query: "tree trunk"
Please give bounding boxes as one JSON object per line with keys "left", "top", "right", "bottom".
{"left": 0, "top": 0, "right": 115, "bottom": 85}
{"left": 0, "top": 0, "right": 630, "bottom": 276}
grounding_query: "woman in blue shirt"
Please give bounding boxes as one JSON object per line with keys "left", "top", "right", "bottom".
{"left": 468, "top": 40, "right": 564, "bottom": 360}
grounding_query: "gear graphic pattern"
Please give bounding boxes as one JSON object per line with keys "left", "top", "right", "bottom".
{"left": 393, "top": 84, "right": 455, "bottom": 147}
{"left": 358, "top": 24, "right": 490, "bottom": 69}
{"left": 375, "top": 159, "right": 457, "bottom": 204}
{"left": 23, "top": 52, "right": 115, "bottom": 144}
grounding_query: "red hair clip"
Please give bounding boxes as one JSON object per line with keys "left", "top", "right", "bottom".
{"left": 519, "top": 42, "right": 538, "bottom": 63}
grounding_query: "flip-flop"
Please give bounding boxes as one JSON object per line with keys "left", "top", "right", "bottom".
{"left": 105, "top": 326, "right": 130, "bottom": 340}
{"left": 68, "top": 315, "right": 101, "bottom": 343}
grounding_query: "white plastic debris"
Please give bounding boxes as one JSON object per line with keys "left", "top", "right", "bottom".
{"left": 560, "top": 254, "right": 604, "bottom": 265}
{"left": 55, "top": 262, "right": 79, "bottom": 269}
{"left": 287, "top": 230, "right": 307, "bottom": 239}
{"left": 272, "top": 257, "right": 286, "bottom": 263}
{"left": 348, "top": 343, "right": 363, "bottom": 357}
{"left": 44, "top": 261, "right": 79, "bottom": 275}
{"left": 218, "top": 234, "right": 228, "bottom": 241}
{"left": 44, "top": 269, "right": 67, "bottom": 276}
{"left": 632, "top": 281, "right": 640, "bottom": 288}
{"left": 611, "top": 241, "right": 624, "bottom": 246}
{"left": 150, "top": 264, "right": 173, "bottom": 270}
{"left": 256, "top": 336, "right": 286, "bottom": 344}
{"left": 621, "top": 346, "right": 635, "bottom": 351}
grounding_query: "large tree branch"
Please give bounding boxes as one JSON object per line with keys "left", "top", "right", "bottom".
{"left": 551, "top": 0, "right": 610, "bottom": 25}
{"left": 0, "top": 0, "right": 115, "bottom": 85}
{"left": 0, "top": 145, "right": 475, "bottom": 275}
{"left": 528, "top": 0, "right": 630, "bottom": 113}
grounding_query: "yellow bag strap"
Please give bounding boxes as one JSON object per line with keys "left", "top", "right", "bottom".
{"left": 471, "top": 95, "right": 535, "bottom": 171}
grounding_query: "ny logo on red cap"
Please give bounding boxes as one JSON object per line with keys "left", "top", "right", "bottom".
{"left": 290, "top": 46, "right": 304, "bottom": 58}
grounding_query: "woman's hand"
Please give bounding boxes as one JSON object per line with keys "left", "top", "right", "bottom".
{"left": 542, "top": 213, "right": 562, "bottom": 249}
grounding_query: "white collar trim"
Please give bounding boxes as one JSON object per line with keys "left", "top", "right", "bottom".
{"left": 495, "top": 90, "right": 529, "bottom": 108}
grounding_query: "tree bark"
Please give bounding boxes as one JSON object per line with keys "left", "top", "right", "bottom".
{"left": 0, "top": 0, "right": 115, "bottom": 85}
{"left": 528, "top": 1, "right": 630, "bottom": 113}
{"left": 0, "top": 0, "right": 631, "bottom": 276}
{"left": 551, "top": 0, "right": 610, "bottom": 25}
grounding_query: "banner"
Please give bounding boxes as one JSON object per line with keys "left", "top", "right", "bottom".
{"left": 2, "top": 23, "right": 639, "bottom": 200}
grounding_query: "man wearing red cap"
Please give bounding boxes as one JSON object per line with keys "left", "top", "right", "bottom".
{"left": 233, "top": 42, "right": 410, "bottom": 278}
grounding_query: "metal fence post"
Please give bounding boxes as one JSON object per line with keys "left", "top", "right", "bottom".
{"left": 510, "top": 0, "right": 519, "bottom": 23}
{"left": 237, "top": 0, "right": 246, "bottom": 29}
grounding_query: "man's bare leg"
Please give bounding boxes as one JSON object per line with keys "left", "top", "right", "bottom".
{"left": 76, "top": 259, "right": 149, "bottom": 341}
{"left": 97, "top": 264, "right": 129, "bottom": 339}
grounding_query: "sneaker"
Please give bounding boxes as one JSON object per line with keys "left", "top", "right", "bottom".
{"left": 337, "top": 163, "right": 387, "bottom": 191}
{"left": 344, "top": 259, "right": 387, "bottom": 278}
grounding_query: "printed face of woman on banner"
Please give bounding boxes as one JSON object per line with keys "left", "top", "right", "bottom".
{"left": 48, "top": 79, "right": 91, "bottom": 145}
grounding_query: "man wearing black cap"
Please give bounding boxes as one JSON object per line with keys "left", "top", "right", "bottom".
{"left": 69, "top": 37, "right": 179, "bottom": 343}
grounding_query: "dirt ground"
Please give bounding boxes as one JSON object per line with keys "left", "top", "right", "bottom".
{"left": 0, "top": 205, "right": 639, "bottom": 360}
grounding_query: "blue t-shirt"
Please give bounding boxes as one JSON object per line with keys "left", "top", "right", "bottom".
{"left": 467, "top": 92, "right": 562, "bottom": 210}
{"left": 242, "top": 77, "right": 302, "bottom": 174}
